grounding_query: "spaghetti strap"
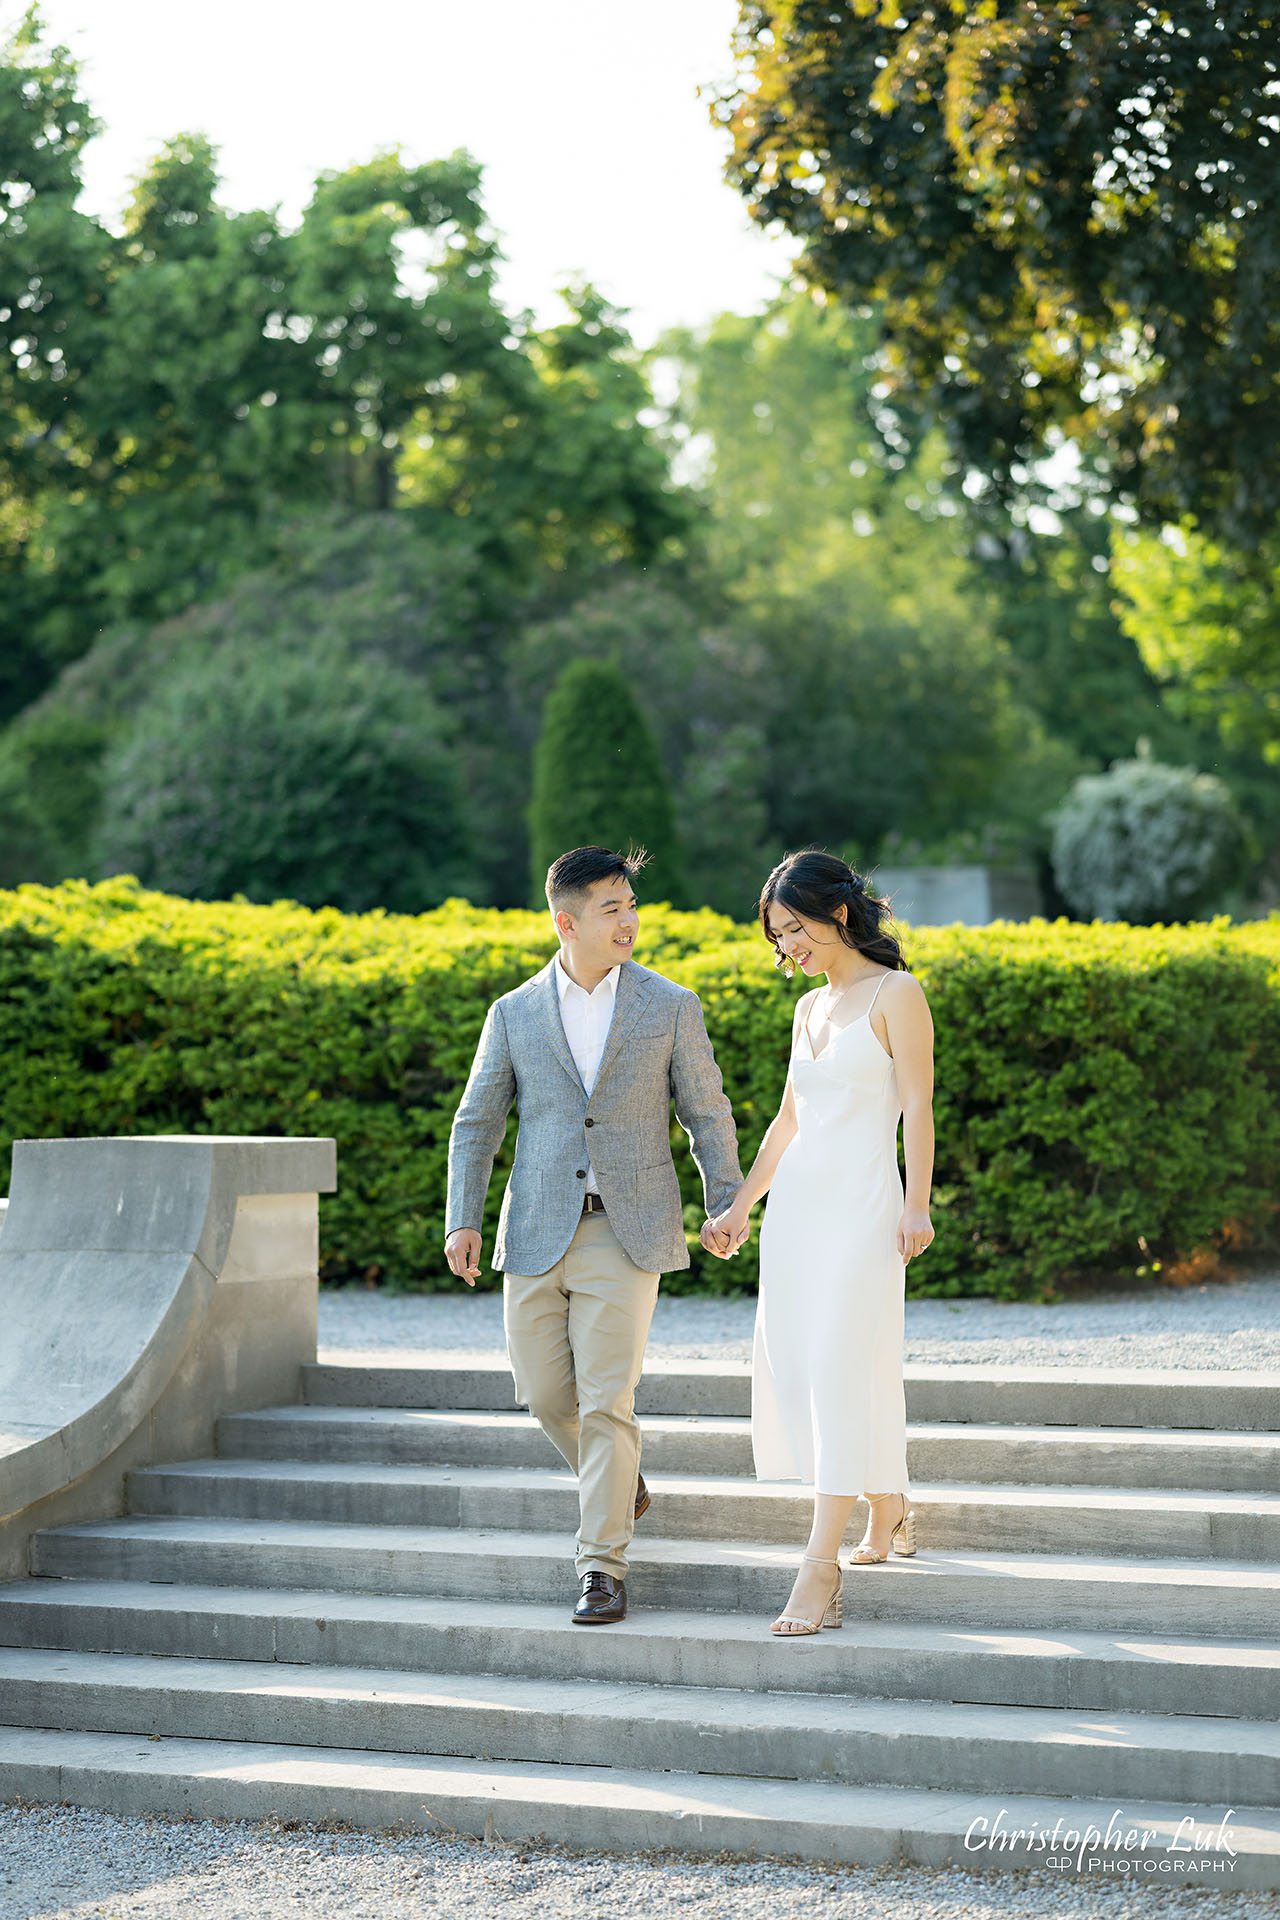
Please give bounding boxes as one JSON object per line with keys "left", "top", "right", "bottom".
{"left": 865, "top": 971, "right": 891, "bottom": 1018}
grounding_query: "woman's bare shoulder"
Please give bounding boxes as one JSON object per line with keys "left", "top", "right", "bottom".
{"left": 884, "top": 969, "right": 931, "bottom": 1012}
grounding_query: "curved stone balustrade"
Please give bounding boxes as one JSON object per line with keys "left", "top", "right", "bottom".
{"left": 0, "top": 1135, "right": 336, "bottom": 1575}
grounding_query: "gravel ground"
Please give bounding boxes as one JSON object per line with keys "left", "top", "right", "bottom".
{"left": 319, "top": 1266, "right": 1280, "bottom": 1372}
{"left": 0, "top": 1805, "right": 1272, "bottom": 1920}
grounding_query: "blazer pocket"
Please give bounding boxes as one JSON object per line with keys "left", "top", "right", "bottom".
{"left": 507, "top": 1163, "right": 542, "bottom": 1206}
{"left": 634, "top": 1158, "right": 682, "bottom": 1205}
{"left": 630, "top": 1015, "right": 675, "bottom": 1039}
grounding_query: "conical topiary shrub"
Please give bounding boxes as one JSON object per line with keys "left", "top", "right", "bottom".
{"left": 528, "top": 657, "right": 684, "bottom": 905}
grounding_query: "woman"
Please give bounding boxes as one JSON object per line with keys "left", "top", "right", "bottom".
{"left": 708, "top": 850, "right": 935, "bottom": 1636}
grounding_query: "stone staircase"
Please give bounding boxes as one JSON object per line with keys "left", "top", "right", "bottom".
{"left": 2, "top": 1355, "right": 1280, "bottom": 1884}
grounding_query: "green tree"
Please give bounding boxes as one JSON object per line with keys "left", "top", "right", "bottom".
{"left": 1108, "top": 516, "right": 1280, "bottom": 883}
{"left": 0, "top": 511, "right": 490, "bottom": 881}
{"left": 528, "top": 658, "right": 684, "bottom": 905}
{"left": 509, "top": 574, "right": 775, "bottom": 916}
{"left": 1112, "top": 518, "right": 1280, "bottom": 768}
{"left": 721, "top": 2, "right": 1280, "bottom": 543}
{"left": 963, "top": 489, "right": 1257, "bottom": 794}
{"left": 398, "top": 284, "right": 694, "bottom": 576}
{"left": 0, "top": 4, "right": 108, "bottom": 715}
{"left": 6, "top": 126, "right": 509, "bottom": 651}
{"left": 0, "top": 12, "right": 692, "bottom": 706}
{"left": 656, "top": 290, "right": 957, "bottom": 601}
{"left": 94, "top": 639, "right": 474, "bottom": 913}
{"left": 656, "top": 289, "right": 1079, "bottom": 862}
{"left": 745, "top": 576, "right": 1073, "bottom": 860}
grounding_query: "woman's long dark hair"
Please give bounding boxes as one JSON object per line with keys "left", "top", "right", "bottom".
{"left": 758, "top": 850, "right": 908, "bottom": 978}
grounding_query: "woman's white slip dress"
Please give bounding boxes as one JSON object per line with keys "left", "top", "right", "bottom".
{"left": 751, "top": 972, "right": 911, "bottom": 1496}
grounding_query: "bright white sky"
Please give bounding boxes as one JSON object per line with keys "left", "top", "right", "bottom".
{"left": 13, "top": 0, "right": 800, "bottom": 346}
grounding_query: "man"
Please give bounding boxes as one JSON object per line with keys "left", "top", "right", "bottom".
{"left": 445, "top": 845, "right": 742, "bottom": 1623}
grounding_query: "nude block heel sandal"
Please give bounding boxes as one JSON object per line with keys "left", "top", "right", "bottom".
{"left": 848, "top": 1491, "right": 917, "bottom": 1565}
{"left": 770, "top": 1554, "right": 843, "bottom": 1636}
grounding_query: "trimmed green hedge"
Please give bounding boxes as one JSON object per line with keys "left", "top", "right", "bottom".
{"left": 1, "top": 879, "right": 1278, "bottom": 1300}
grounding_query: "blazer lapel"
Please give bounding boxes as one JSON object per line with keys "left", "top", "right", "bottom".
{"left": 539, "top": 959, "right": 587, "bottom": 1094}
{"left": 593, "top": 961, "right": 652, "bottom": 1091}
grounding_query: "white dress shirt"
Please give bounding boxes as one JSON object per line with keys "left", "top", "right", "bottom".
{"left": 555, "top": 953, "right": 620, "bottom": 1196}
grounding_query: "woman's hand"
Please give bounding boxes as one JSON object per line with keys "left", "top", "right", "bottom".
{"left": 898, "top": 1207, "right": 934, "bottom": 1263}
{"left": 703, "top": 1197, "right": 753, "bottom": 1259}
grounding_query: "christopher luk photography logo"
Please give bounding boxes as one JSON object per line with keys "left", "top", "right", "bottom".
{"left": 964, "top": 1805, "right": 1239, "bottom": 1876}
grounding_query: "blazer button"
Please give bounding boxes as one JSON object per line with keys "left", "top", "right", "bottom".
{"left": 584, "top": 1118, "right": 595, "bottom": 1128}
{"left": 575, "top": 1168, "right": 586, "bottom": 1179}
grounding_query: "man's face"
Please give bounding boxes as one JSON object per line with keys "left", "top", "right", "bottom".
{"left": 558, "top": 874, "right": 639, "bottom": 973}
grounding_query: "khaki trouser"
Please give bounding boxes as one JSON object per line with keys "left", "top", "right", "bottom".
{"left": 503, "top": 1210, "right": 660, "bottom": 1581}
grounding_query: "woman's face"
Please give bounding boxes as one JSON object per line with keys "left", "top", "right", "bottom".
{"left": 765, "top": 897, "right": 848, "bottom": 976}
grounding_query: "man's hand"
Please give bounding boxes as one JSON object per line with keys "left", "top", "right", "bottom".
{"left": 701, "top": 1197, "right": 752, "bottom": 1260}
{"left": 700, "top": 1216, "right": 733, "bottom": 1258}
{"left": 445, "top": 1228, "right": 482, "bottom": 1286}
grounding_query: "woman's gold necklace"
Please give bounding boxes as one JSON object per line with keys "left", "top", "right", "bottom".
{"left": 821, "top": 966, "right": 880, "bottom": 1025}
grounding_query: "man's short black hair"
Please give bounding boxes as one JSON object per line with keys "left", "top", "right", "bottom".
{"left": 545, "top": 844, "right": 647, "bottom": 916}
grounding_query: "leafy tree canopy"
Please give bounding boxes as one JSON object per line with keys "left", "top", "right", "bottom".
{"left": 398, "top": 284, "right": 693, "bottom": 575}
{"left": 1112, "top": 517, "right": 1280, "bottom": 779}
{"left": 657, "top": 289, "right": 968, "bottom": 600}
{"left": 0, "top": 509, "right": 504, "bottom": 882}
{"left": 721, "top": 2, "right": 1280, "bottom": 544}
{"left": 0, "top": 9, "right": 690, "bottom": 716}
{"left": 656, "top": 290, "right": 1081, "bottom": 863}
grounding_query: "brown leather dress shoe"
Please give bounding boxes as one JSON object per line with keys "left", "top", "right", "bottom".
{"left": 634, "top": 1473, "right": 650, "bottom": 1522}
{"left": 572, "top": 1572, "right": 627, "bottom": 1623}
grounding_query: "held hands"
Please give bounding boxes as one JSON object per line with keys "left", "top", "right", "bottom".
{"left": 898, "top": 1207, "right": 934, "bottom": 1263}
{"left": 444, "top": 1228, "right": 482, "bottom": 1287}
{"left": 701, "top": 1196, "right": 753, "bottom": 1261}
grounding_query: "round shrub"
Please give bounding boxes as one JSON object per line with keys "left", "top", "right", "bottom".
{"left": 94, "top": 643, "right": 476, "bottom": 913}
{"left": 1050, "top": 754, "right": 1247, "bottom": 923}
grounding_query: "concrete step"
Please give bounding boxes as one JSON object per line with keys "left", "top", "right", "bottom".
{"left": 217, "top": 1405, "right": 751, "bottom": 1475}
{"left": 28, "top": 1517, "right": 1280, "bottom": 1636}
{"left": 126, "top": 1458, "right": 1280, "bottom": 1561}
{"left": 909, "top": 1424, "right": 1280, "bottom": 1493}
{"left": 218, "top": 1403, "right": 1280, "bottom": 1491}
{"left": 310, "top": 1354, "right": 1280, "bottom": 1432}
{"left": 307, "top": 1356, "right": 752, "bottom": 1419}
{"left": 0, "top": 1725, "right": 1271, "bottom": 1881}
{"left": 4, "top": 1645, "right": 1280, "bottom": 1807}
{"left": 3, "top": 1579, "right": 1280, "bottom": 1721}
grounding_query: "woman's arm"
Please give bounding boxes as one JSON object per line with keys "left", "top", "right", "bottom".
{"left": 881, "top": 974, "right": 935, "bottom": 1261}
{"left": 738, "top": 1074, "right": 800, "bottom": 1212}
{"left": 704, "top": 993, "right": 811, "bottom": 1254}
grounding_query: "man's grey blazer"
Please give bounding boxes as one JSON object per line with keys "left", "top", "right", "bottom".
{"left": 446, "top": 957, "right": 742, "bottom": 1277}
